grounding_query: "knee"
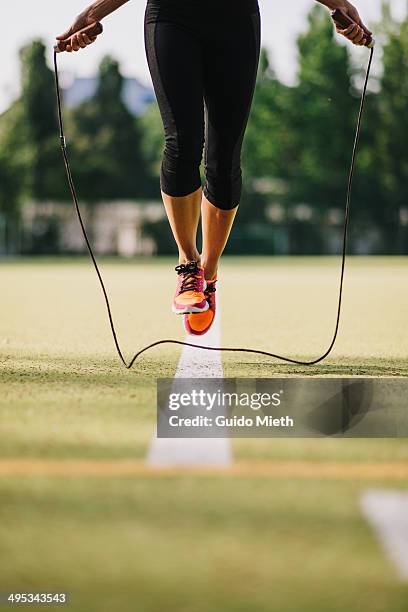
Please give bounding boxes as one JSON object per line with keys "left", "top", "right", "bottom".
{"left": 161, "top": 131, "right": 204, "bottom": 197}
{"left": 203, "top": 162, "right": 242, "bottom": 210}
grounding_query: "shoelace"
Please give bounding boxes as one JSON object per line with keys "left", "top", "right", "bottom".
{"left": 204, "top": 281, "right": 216, "bottom": 303}
{"left": 175, "top": 262, "right": 201, "bottom": 294}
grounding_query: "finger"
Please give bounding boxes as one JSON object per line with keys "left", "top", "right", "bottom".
{"left": 345, "top": 25, "right": 364, "bottom": 43}
{"left": 82, "top": 33, "right": 92, "bottom": 45}
{"left": 338, "top": 24, "right": 356, "bottom": 36}
{"left": 353, "top": 26, "right": 366, "bottom": 42}
{"left": 356, "top": 20, "right": 372, "bottom": 36}
{"left": 71, "top": 35, "right": 80, "bottom": 52}
{"left": 56, "top": 27, "right": 74, "bottom": 41}
{"left": 345, "top": 24, "right": 362, "bottom": 41}
{"left": 78, "top": 33, "right": 87, "bottom": 48}
{"left": 66, "top": 44, "right": 73, "bottom": 53}
{"left": 337, "top": 25, "right": 357, "bottom": 40}
{"left": 55, "top": 40, "right": 67, "bottom": 52}
{"left": 353, "top": 28, "right": 365, "bottom": 44}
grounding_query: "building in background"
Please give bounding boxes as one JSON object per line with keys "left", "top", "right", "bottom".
{"left": 63, "top": 76, "right": 155, "bottom": 116}
{"left": 20, "top": 200, "right": 165, "bottom": 257}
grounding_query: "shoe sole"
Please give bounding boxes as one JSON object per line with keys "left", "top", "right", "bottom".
{"left": 172, "top": 301, "right": 210, "bottom": 315}
{"left": 184, "top": 320, "right": 215, "bottom": 336}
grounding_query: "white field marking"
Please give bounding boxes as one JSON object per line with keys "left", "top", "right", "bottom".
{"left": 146, "top": 291, "right": 232, "bottom": 467}
{"left": 360, "top": 490, "right": 408, "bottom": 580}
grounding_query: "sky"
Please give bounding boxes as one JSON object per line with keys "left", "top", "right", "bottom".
{"left": 1, "top": 0, "right": 406, "bottom": 114}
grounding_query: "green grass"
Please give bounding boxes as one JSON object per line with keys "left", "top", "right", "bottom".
{"left": 1, "top": 476, "right": 408, "bottom": 612}
{"left": 221, "top": 256, "right": 408, "bottom": 377}
{"left": 1, "top": 256, "right": 407, "bottom": 611}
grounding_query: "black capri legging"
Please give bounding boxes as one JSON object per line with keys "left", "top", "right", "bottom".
{"left": 144, "top": 0, "right": 261, "bottom": 210}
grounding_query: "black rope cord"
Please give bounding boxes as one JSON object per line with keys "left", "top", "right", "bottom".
{"left": 53, "top": 46, "right": 374, "bottom": 369}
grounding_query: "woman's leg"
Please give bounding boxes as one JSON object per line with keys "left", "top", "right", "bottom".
{"left": 201, "top": 9, "right": 261, "bottom": 278}
{"left": 162, "top": 187, "right": 202, "bottom": 264}
{"left": 144, "top": 14, "right": 205, "bottom": 264}
{"left": 200, "top": 197, "right": 237, "bottom": 280}
{"left": 144, "top": 12, "right": 209, "bottom": 313}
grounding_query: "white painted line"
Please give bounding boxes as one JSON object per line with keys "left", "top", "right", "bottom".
{"left": 146, "top": 292, "right": 232, "bottom": 467}
{"left": 360, "top": 490, "right": 408, "bottom": 580}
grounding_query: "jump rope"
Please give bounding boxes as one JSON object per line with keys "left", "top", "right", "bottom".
{"left": 53, "top": 10, "right": 374, "bottom": 369}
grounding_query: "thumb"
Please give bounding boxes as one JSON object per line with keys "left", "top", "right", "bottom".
{"left": 56, "top": 26, "right": 75, "bottom": 41}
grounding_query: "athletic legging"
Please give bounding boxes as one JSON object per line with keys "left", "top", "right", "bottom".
{"left": 144, "top": 0, "right": 261, "bottom": 210}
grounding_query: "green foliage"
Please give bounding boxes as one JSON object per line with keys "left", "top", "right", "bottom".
{"left": 0, "top": 40, "right": 67, "bottom": 207}
{"left": 288, "top": 5, "right": 357, "bottom": 209}
{"left": 139, "top": 101, "right": 165, "bottom": 182}
{"left": 243, "top": 48, "right": 294, "bottom": 181}
{"left": 376, "top": 5, "right": 408, "bottom": 219}
{"left": 18, "top": 40, "right": 65, "bottom": 200}
{"left": 240, "top": 4, "right": 408, "bottom": 253}
{"left": 20, "top": 41, "right": 57, "bottom": 143}
{"left": 67, "top": 56, "right": 150, "bottom": 200}
{"left": 0, "top": 156, "right": 19, "bottom": 217}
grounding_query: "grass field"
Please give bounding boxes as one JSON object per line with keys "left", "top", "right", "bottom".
{"left": 1, "top": 256, "right": 407, "bottom": 611}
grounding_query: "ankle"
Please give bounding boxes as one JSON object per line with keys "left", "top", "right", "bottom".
{"left": 179, "top": 251, "right": 200, "bottom": 266}
{"left": 201, "top": 259, "right": 218, "bottom": 281}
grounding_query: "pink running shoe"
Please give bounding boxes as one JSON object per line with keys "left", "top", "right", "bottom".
{"left": 184, "top": 278, "right": 217, "bottom": 335}
{"left": 172, "top": 261, "right": 209, "bottom": 315}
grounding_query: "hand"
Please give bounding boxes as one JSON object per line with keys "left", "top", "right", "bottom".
{"left": 56, "top": 12, "right": 99, "bottom": 53}
{"left": 333, "top": 1, "right": 372, "bottom": 46}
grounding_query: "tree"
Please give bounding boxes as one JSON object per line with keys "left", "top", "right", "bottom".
{"left": 288, "top": 5, "right": 357, "bottom": 211}
{"left": 0, "top": 40, "right": 66, "bottom": 202}
{"left": 0, "top": 150, "right": 20, "bottom": 252}
{"left": 68, "top": 56, "right": 150, "bottom": 200}
{"left": 243, "top": 48, "right": 294, "bottom": 182}
{"left": 374, "top": 1, "right": 408, "bottom": 251}
{"left": 236, "top": 47, "right": 295, "bottom": 243}
{"left": 18, "top": 40, "right": 64, "bottom": 200}
{"left": 138, "top": 100, "right": 166, "bottom": 197}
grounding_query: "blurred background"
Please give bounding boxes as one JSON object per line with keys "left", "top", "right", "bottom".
{"left": 1, "top": 5, "right": 408, "bottom": 609}
{"left": 0, "top": 0, "right": 407, "bottom": 257}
